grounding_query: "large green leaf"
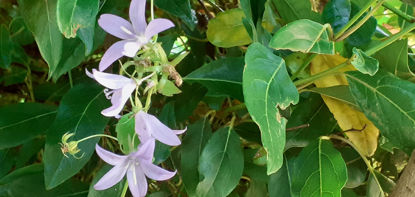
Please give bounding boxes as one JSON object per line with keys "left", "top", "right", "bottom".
{"left": 286, "top": 94, "right": 337, "bottom": 149}
{"left": 306, "top": 86, "right": 357, "bottom": 107}
{"left": 56, "top": 0, "right": 99, "bottom": 54}
{"left": 43, "top": 83, "right": 109, "bottom": 189}
{"left": 322, "top": 0, "right": 351, "bottom": 33}
{"left": 196, "top": 127, "right": 243, "bottom": 197}
{"left": 374, "top": 39, "right": 415, "bottom": 81}
{"left": 346, "top": 3, "right": 377, "bottom": 46}
{"left": 0, "top": 25, "right": 12, "bottom": 69}
{"left": 268, "top": 156, "right": 293, "bottom": 197}
{"left": 346, "top": 70, "right": 415, "bottom": 154}
{"left": 155, "top": 0, "right": 196, "bottom": 30}
{"left": 207, "top": 9, "right": 252, "bottom": 48}
{"left": 243, "top": 43, "right": 299, "bottom": 174}
{"left": 351, "top": 47, "right": 379, "bottom": 76}
{"left": 291, "top": 139, "right": 347, "bottom": 197}
{"left": 269, "top": 19, "right": 335, "bottom": 54}
{"left": 184, "top": 57, "right": 244, "bottom": 100}
{"left": 0, "top": 103, "right": 57, "bottom": 149}
{"left": 271, "top": 0, "right": 320, "bottom": 23}
{"left": 19, "top": 0, "right": 86, "bottom": 81}
{"left": 181, "top": 118, "right": 212, "bottom": 196}
{"left": 0, "top": 164, "right": 89, "bottom": 197}
{"left": 19, "top": 0, "right": 62, "bottom": 76}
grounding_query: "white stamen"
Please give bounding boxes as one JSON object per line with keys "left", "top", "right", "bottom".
{"left": 104, "top": 89, "right": 114, "bottom": 99}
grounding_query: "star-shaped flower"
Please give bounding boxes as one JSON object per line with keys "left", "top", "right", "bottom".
{"left": 135, "top": 111, "right": 186, "bottom": 146}
{"left": 94, "top": 141, "right": 176, "bottom": 197}
{"left": 87, "top": 69, "right": 152, "bottom": 117}
{"left": 98, "top": 0, "right": 175, "bottom": 71}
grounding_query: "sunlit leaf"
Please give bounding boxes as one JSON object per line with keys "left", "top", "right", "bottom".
{"left": 351, "top": 47, "right": 379, "bottom": 76}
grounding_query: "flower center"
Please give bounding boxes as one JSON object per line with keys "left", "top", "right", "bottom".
{"left": 103, "top": 89, "right": 114, "bottom": 99}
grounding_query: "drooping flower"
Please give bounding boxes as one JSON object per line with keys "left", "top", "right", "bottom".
{"left": 94, "top": 141, "right": 176, "bottom": 197}
{"left": 87, "top": 69, "right": 152, "bottom": 117}
{"left": 135, "top": 111, "right": 186, "bottom": 146}
{"left": 98, "top": 0, "right": 175, "bottom": 71}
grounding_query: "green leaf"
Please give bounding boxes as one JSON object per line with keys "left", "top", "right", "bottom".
{"left": 116, "top": 113, "right": 138, "bottom": 154}
{"left": 306, "top": 86, "right": 357, "bottom": 108}
{"left": 399, "top": 3, "right": 413, "bottom": 29}
{"left": 155, "top": 0, "right": 196, "bottom": 30}
{"left": 286, "top": 93, "right": 337, "bottom": 149}
{"left": 174, "top": 83, "right": 207, "bottom": 122}
{"left": 346, "top": 3, "right": 377, "bottom": 46}
{"left": 269, "top": 19, "right": 335, "bottom": 54}
{"left": 9, "top": 17, "right": 34, "bottom": 46}
{"left": 339, "top": 147, "right": 366, "bottom": 188}
{"left": 158, "top": 80, "right": 181, "bottom": 97}
{"left": 351, "top": 48, "right": 379, "bottom": 76}
{"left": 196, "top": 127, "right": 243, "bottom": 197}
{"left": 346, "top": 70, "right": 415, "bottom": 154}
{"left": 19, "top": 0, "right": 86, "bottom": 81}
{"left": 0, "top": 66, "right": 28, "bottom": 86}
{"left": 184, "top": 57, "right": 244, "bottom": 100}
{"left": 291, "top": 139, "right": 348, "bottom": 197}
{"left": 270, "top": 0, "right": 320, "bottom": 23}
{"left": 322, "top": 0, "right": 351, "bottom": 33}
{"left": 207, "top": 9, "right": 252, "bottom": 48}
{"left": 87, "top": 165, "right": 125, "bottom": 197}
{"left": 374, "top": 39, "right": 415, "bottom": 81}
{"left": 243, "top": 43, "right": 299, "bottom": 174}
{"left": 268, "top": 156, "right": 293, "bottom": 197}
{"left": 0, "top": 164, "right": 89, "bottom": 197}
{"left": 0, "top": 103, "right": 57, "bottom": 149}
{"left": 19, "top": 0, "right": 62, "bottom": 76}
{"left": 181, "top": 118, "right": 212, "bottom": 196}
{"left": 43, "top": 83, "right": 109, "bottom": 189}
{"left": 57, "top": 0, "right": 99, "bottom": 54}
{"left": 0, "top": 25, "right": 12, "bottom": 69}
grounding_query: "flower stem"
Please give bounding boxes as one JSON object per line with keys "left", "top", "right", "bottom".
{"left": 336, "top": 0, "right": 385, "bottom": 42}
{"left": 293, "top": 61, "right": 349, "bottom": 87}
{"left": 334, "top": 0, "right": 378, "bottom": 39}
{"left": 382, "top": 2, "right": 415, "bottom": 22}
{"left": 144, "top": 88, "right": 154, "bottom": 112}
{"left": 77, "top": 134, "right": 118, "bottom": 144}
{"left": 365, "top": 21, "right": 415, "bottom": 56}
{"left": 120, "top": 180, "right": 129, "bottom": 197}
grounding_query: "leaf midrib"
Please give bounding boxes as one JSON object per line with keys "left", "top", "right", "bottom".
{"left": 0, "top": 111, "right": 57, "bottom": 130}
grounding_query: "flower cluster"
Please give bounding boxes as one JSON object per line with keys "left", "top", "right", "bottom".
{"left": 83, "top": 0, "right": 185, "bottom": 196}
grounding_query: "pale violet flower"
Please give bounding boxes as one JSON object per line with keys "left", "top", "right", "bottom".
{"left": 94, "top": 141, "right": 176, "bottom": 197}
{"left": 135, "top": 111, "right": 186, "bottom": 146}
{"left": 98, "top": 0, "right": 175, "bottom": 71}
{"left": 87, "top": 69, "right": 152, "bottom": 117}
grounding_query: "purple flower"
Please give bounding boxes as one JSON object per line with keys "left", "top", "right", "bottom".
{"left": 135, "top": 111, "right": 186, "bottom": 146}
{"left": 98, "top": 0, "right": 175, "bottom": 71}
{"left": 87, "top": 69, "right": 152, "bottom": 117}
{"left": 94, "top": 141, "right": 176, "bottom": 197}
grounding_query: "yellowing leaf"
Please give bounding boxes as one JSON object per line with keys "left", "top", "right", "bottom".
{"left": 310, "top": 55, "right": 379, "bottom": 156}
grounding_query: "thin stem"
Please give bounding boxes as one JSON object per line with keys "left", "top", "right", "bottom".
{"left": 68, "top": 71, "right": 73, "bottom": 88}
{"left": 24, "top": 64, "right": 35, "bottom": 102}
{"left": 77, "top": 134, "right": 118, "bottom": 143}
{"left": 294, "top": 62, "right": 349, "bottom": 86}
{"left": 144, "top": 88, "right": 154, "bottom": 112}
{"left": 336, "top": 0, "right": 385, "bottom": 42}
{"left": 335, "top": 0, "right": 378, "bottom": 39}
{"left": 120, "top": 180, "right": 129, "bottom": 197}
{"left": 328, "top": 135, "right": 385, "bottom": 195}
{"left": 205, "top": 0, "right": 224, "bottom": 12}
{"left": 197, "top": 0, "right": 213, "bottom": 19}
{"left": 365, "top": 21, "right": 415, "bottom": 56}
{"left": 290, "top": 53, "right": 317, "bottom": 80}
{"left": 383, "top": 2, "right": 415, "bottom": 22}
{"left": 223, "top": 103, "right": 246, "bottom": 114}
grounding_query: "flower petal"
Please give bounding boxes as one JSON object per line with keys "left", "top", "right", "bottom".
{"left": 98, "top": 14, "right": 135, "bottom": 39}
{"left": 135, "top": 111, "right": 153, "bottom": 143}
{"left": 145, "top": 19, "right": 175, "bottom": 40}
{"left": 127, "top": 165, "right": 148, "bottom": 197}
{"left": 99, "top": 40, "right": 129, "bottom": 71}
{"left": 85, "top": 69, "right": 94, "bottom": 79}
{"left": 122, "top": 42, "right": 142, "bottom": 57}
{"left": 141, "top": 162, "right": 176, "bottom": 181}
{"left": 94, "top": 162, "right": 128, "bottom": 190}
{"left": 134, "top": 140, "right": 155, "bottom": 162}
{"left": 129, "top": 0, "right": 147, "bottom": 34}
{"left": 101, "top": 82, "right": 136, "bottom": 117}
{"left": 143, "top": 112, "right": 181, "bottom": 146}
{"left": 92, "top": 69, "right": 134, "bottom": 89}
{"left": 95, "top": 144, "right": 127, "bottom": 166}
{"left": 173, "top": 127, "right": 187, "bottom": 135}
